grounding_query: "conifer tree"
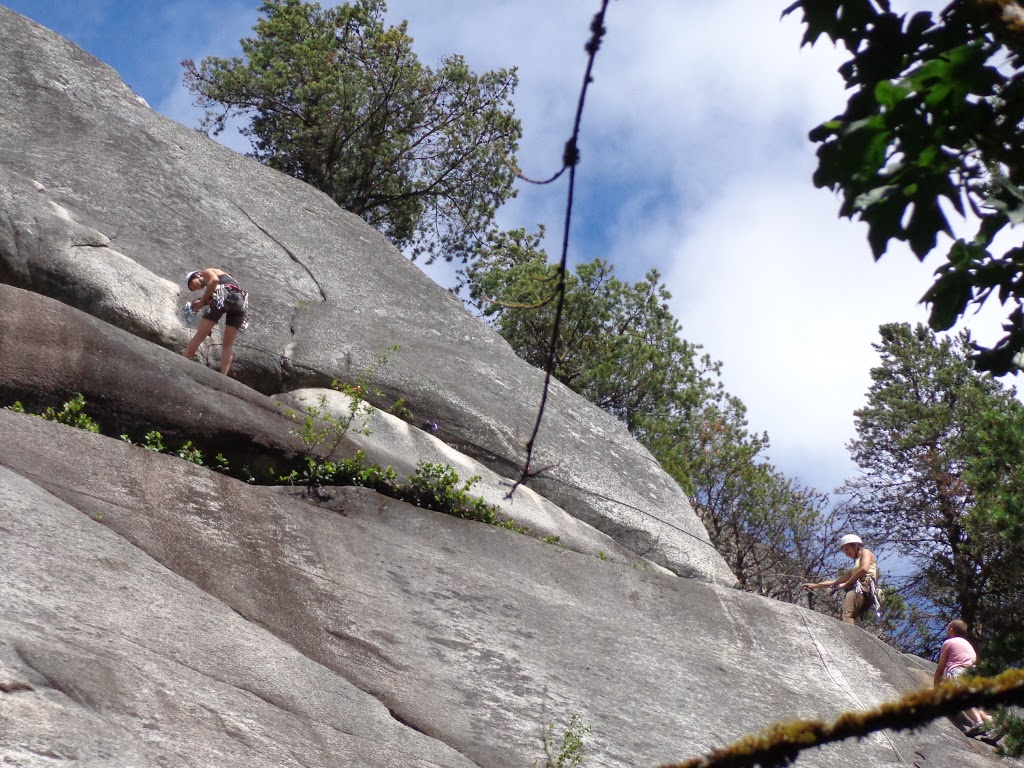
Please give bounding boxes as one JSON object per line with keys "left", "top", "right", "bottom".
{"left": 184, "top": 0, "right": 521, "bottom": 265}
{"left": 840, "top": 322, "right": 1024, "bottom": 658}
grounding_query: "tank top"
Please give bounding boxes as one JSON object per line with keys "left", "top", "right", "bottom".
{"left": 942, "top": 636, "right": 977, "bottom": 675}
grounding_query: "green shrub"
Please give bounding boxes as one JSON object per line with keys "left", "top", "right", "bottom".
{"left": 173, "top": 441, "right": 204, "bottom": 465}
{"left": 142, "top": 430, "right": 166, "bottom": 452}
{"left": 400, "top": 462, "right": 526, "bottom": 532}
{"left": 994, "top": 707, "right": 1024, "bottom": 756}
{"left": 7, "top": 393, "right": 100, "bottom": 433}
{"left": 5, "top": 389, "right": 523, "bottom": 536}
{"left": 539, "top": 714, "right": 590, "bottom": 768}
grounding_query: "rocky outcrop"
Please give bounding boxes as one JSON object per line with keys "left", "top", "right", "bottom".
{"left": 0, "top": 282, "right": 672, "bottom": 570}
{"left": 0, "top": 6, "right": 1009, "bottom": 768}
{"left": 0, "top": 3, "right": 730, "bottom": 585}
{"left": 0, "top": 414, "right": 1003, "bottom": 768}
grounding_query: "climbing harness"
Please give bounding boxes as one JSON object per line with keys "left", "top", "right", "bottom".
{"left": 856, "top": 574, "right": 884, "bottom": 620}
{"left": 210, "top": 283, "right": 248, "bottom": 314}
{"left": 210, "top": 282, "right": 250, "bottom": 332}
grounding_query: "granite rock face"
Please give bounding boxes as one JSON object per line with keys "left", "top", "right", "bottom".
{"left": 0, "top": 282, "right": 670, "bottom": 570}
{"left": 0, "top": 6, "right": 1008, "bottom": 768}
{"left": 0, "top": 3, "right": 730, "bottom": 585}
{"left": 0, "top": 415, "right": 1005, "bottom": 768}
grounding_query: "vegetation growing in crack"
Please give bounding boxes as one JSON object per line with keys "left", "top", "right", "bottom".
{"left": 537, "top": 714, "right": 590, "bottom": 768}
{"left": 5, "top": 392, "right": 524, "bottom": 534}
{"left": 7, "top": 393, "right": 100, "bottom": 433}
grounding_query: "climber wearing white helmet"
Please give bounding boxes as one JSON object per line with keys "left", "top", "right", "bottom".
{"left": 801, "top": 534, "right": 881, "bottom": 625}
{"left": 182, "top": 267, "right": 249, "bottom": 376}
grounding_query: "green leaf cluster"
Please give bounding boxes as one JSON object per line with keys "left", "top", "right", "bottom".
{"left": 7, "top": 393, "right": 101, "bottom": 433}
{"left": 464, "top": 228, "right": 718, "bottom": 436}
{"left": 538, "top": 714, "right": 590, "bottom": 768}
{"left": 6, "top": 392, "right": 520, "bottom": 538}
{"left": 784, "top": 0, "right": 1024, "bottom": 369}
{"left": 183, "top": 0, "right": 522, "bottom": 264}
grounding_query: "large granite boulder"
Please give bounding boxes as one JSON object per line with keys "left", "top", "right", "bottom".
{"left": 0, "top": 7, "right": 1009, "bottom": 768}
{"left": 0, "top": 3, "right": 731, "bottom": 585}
{"left": 0, "top": 414, "right": 1005, "bottom": 768}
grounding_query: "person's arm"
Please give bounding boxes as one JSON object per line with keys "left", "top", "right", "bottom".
{"left": 934, "top": 642, "right": 951, "bottom": 686}
{"left": 191, "top": 270, "right": 220, "bottom": 310}
{"left": 801, "top": 577, "right": 841, "bottom": 592}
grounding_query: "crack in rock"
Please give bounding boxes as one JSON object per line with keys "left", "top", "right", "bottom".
{"left": 231, "top": 201, "right": 327, "bottom": 302}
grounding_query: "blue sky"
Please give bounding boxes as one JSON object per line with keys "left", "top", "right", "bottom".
{"left": 4, "top": 0, "right": 1013, "bottom": 502}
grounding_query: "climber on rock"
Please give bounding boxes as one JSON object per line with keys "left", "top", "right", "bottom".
{"left": 801, "top": 534, "right": 881, "bottom": 625}
{"left": 182, "top": 268, "right": 249, "bottom": 376}
{"left": 934, "top": 619, "right": 998, "bottom": 738}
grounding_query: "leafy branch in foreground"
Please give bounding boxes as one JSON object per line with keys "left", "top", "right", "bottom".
{"left": 665, "top": 669, "right": 1024, "bottom": 768}
{"left": 783, "top": 0, "right": 1024, "bottom": 373}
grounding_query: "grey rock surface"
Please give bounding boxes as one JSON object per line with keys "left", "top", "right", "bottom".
{"left": 276, "top": 387, "right": 674, "bottom": 574}
{"left": 0, "top": 414, "right": 1005, "bottom": 768}
{"left": 0, "top": 282, "right": 307, "bottom": 474}
{"left": 0, "top": 283, "right": 667, "bottom": 568}
{"left": 0, "top": 462, "right": 475, "bottom": 768}
{"left": 0, "top": 7, "right": 1011, "bottom": 768}
{"left": 0, "top": 4, "right": 731, "bottom": 584}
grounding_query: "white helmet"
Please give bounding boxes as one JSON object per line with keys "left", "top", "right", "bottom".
{"left": 838, "top": 534, "right": 863, "bottom": 549}
{"left": 185, "top": 270, "right": 202, "bottom": 287}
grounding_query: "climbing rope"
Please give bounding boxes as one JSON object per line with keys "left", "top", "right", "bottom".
{"left": 797, "top": 609, "right": 912, "bottom": 766}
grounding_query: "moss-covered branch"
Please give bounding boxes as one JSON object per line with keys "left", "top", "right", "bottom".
{"left": 663, "top": 669, "right": 1024, "bottom": 768}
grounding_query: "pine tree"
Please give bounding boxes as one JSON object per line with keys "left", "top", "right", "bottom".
{"left": 184, "top": 0, "right": 521, "bottom": 264}
{"left": 840, "top": 322, "right": 1024, "bottom": 659}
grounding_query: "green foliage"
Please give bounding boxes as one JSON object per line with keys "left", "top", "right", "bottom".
{"left": 538, "top": 714, "right": 590, "bottom": 768}
{"left": 784, "top": 0, "right": 1024, "bottom": 371}
{"left": 331, "top": 451, "right": 399, "bottom": 493}
{"left": 993, "top": 707, "right": 1024, "bottom": 757}
{"left": 3, "top": 387, "right": 517, "bottom": 539}
{"left": 649, "top": 390, "right": 844, "bottom": 604}
{"left": 389, "top": 397, "right": 414, "bottom": 423}
{"left": 464, "top": 235, "right": 714, "bottom": 435}
{"left": 839, "top": 322, "right": 1024, "bottom": 658}
{"left": 277, "top": 450, "right": 400, "bottom": 493}
{"left": 401, "top": 462, "right": 525, "bottom": 531}
{"left": 7, "top": 394, "right": 101, "bottom": 433}
{"left": 142, "top": 431, "right": 166, "bottom": 452}
{"left": 173, "top": 441, "right": 205, "bottom": 465}
{"left": 183, "top": 0, "right": 522, "bottom": 264}
{"left": 287, "top": 346, "right": 397, "bottom": 480}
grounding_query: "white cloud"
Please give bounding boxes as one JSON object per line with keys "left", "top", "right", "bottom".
{"left": 383, "top": 1, "right": 1023, "bottom": 493}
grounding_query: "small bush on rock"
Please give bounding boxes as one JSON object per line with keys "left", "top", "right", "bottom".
{"left": 7, "top": 393, "right": 100, "bottom": 433}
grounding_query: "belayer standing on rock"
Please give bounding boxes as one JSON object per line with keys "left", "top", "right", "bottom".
{"left": 801, "top": 534, "right": 882, "bottom": 625}
{"left": 182, "top": 268, "right": 248, "bottom": 376}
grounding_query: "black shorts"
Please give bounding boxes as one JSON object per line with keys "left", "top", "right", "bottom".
{"left": 202, "top": 288, "right": 247, "bottom": 328}
{"left": 203, "top": 305, "right": 246, "bottom": 328}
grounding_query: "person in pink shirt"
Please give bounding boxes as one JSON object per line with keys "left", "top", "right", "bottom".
{"left": 933, "top": 620, "right": 994, "bottom": 736}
